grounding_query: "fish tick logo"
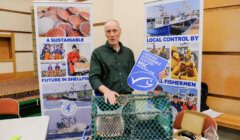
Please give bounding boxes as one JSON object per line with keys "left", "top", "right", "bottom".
{"left": 127, "top": 72, "right": 157, "bottom": 91}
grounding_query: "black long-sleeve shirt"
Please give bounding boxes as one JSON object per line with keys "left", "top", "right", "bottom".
{"left": 89, "top": 42, "right": 135, "bottom": 94}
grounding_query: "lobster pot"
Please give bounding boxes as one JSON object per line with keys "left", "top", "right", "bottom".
{"left": 92, "top": 94, "right": 173, "bottom": 140}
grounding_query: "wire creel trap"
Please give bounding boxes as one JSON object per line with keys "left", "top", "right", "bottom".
{"left": 92, "top": 94, "right": 173, "bottom": 140}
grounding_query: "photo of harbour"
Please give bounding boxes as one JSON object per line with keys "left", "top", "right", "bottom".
{"left": 146, "top": 0, "right": 200, "bottom": 36}
{"left": 42, "top": 82, "right": 92, "bottom": 109}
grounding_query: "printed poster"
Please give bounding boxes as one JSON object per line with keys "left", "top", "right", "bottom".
{"left": 145, "top": 0, "right": 203, "bottom": 120}
{"left": 127, "top": 50, "right": 168, "bottom": 91}
{"left": 34, "top": 2, "right": 92, "bottom": 139}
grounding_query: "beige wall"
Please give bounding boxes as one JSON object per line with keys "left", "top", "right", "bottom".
{"left": 87, "top": 0, "right": 113, "bottom": 48}
{"left": 0, "top": 0, "right": 33, "bottom": 12}
{"left": 88, "top": 0, "right": 113, "bottom": 23}
{"left": 0, "top": 62, "right": 14, "bottom": 73}
{"left": 0, "top": 0, "right": 33, "bottom": 74}
{"left": 0, "top": 11, "right": 32, "bottom": 32}
{"left": 15, "top": 53, "right": 34, "bottom": 72}
{"left": 14, "top": 33, "right": 33, "bottom": 51}
{"left": 113, "top": 0, "right": 146, "bottom": 58}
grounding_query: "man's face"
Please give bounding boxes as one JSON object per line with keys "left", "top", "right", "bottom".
{"left": 72, "top": 48, "right": 77, "bottom": 52}
{"left": 180, "top": 63, "right": 186, "bottom": 71}
{"left": 105, "top": 21, "right": 121, "bottom": 46}
{"left": 186, "top": 65, "right": 194, "bottom": 77}
{"left": 173, "top": 97, "right": 178, "bottom": 103}
{"left": 155, "top": 89, "right": 162, "bottom": 95}
{"left": 188, "top": 100, "right": 193, "bottom": 106}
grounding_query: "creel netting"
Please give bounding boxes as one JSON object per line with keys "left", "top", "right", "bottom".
{"left": 91, "top": 94, "right": 173, "bottom": 140}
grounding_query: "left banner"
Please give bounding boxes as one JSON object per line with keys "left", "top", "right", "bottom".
{"left": 33, "top": 2, "right": 92, "bottom": 139}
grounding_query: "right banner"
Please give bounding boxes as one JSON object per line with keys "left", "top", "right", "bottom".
{"left": 145, "top": 0, "right": 203, "bottom": 118}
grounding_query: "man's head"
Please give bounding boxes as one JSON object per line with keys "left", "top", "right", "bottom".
{"left": 187, "top": 97, "right": 194, "bottom": 106}
{"left": 172, "top": 95, "right": 179, "bottom": 103}
{"left": 72, "top": 45, "right": 77, "bottom": 52}
{"left": 185, "top": 62, "right": 194, "bottom": 77}
{"left": 185, "top": 48, "right": 191, "bottom": 60}
{"left": 104, "top": 20, "right": 121, "bottom": 47}
{"left": 154, "top": 85, "right": 163, "bottom": 95}
{"left": 179, "top": 62, "right": 186, "bottom": 72}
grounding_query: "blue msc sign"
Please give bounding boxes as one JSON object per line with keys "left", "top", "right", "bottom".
{"left": 127, "top": 50, "right": 168, "bottom": 91}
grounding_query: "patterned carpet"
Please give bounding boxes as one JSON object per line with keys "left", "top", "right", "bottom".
{"left": 0, "top": 78, "right": 39, "bottom": 101}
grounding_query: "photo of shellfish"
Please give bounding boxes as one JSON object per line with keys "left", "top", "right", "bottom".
{"left": 37, "top": 6, "right": 90, "bottom": 37}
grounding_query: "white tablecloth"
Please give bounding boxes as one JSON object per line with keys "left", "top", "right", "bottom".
{"left": 0, "top": 116, "right": 49, "bottom": 140}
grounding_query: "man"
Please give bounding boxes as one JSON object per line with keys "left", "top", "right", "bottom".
{"left": 171, "top": 95, "right": 182, "bottom": 112}
{"left": 153, "top": 85, "right": 163, "bottom": 95}
{"left": 159, "top": 45, "right": 167, "bottom": 59}
{"left": 150, "top": 44, "right": 158, "bottom": 55}
{"left": 46, "top": 64, "right": 53, "bottom": 77}
{"left": 89, "top": 20, "right": 135, "bottom": 105}
{"left": 54, "top": 63, "right": 62, "bottom": 77}
{"left": 182, "top": 97, "right": 197, "bottom": 111}
{"left": 55, "top": 44, "right": 64, "bottom": 60}
{"left": 185, "top": 48, "right": 191, "bottom": 62}
{"left": 41, "top": 44, "right": 50, "bottom": 60}
{"left": 171, "top": 61, "right": 198, "bottom": 81}
{"left": 171, "top": 46, "right": 180, "bottom": 70}
{"left": 68, "top": 45, "right": 80, "bottom": 76}
{"left": 171, "top": 62, "right": 186, "bottom": 80}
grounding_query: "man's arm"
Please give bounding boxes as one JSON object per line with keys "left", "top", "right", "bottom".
{"left": 129, "top": 49, "right": 135, "bottom": 71}
{"left": 89, "top": 50, "right": 119, "bottom": 104}
{"left": 89, "top": 51, "right": 104, "bottom": 91}
{"left": 67, "top": 52, "right": 72, "bottom": 63}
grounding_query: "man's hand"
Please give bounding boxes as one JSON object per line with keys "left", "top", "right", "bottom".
{"left": 98, "top": 85, "right": 120, "bottom": 105}
{"left": 104, "top": 90, "right": 119, "bottom": 105}
{"left": 159, "top": 70, "right": 168, "bottom": 79}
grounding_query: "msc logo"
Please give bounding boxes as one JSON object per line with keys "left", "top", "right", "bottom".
{"left": 127, "top": 72, "right": 157, "bottom": 91}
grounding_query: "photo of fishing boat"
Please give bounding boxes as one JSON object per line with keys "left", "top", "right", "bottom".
{"left": 146, "top": 0, "right": 200, "bottom": 36}
{"left": 45, "top": 108, "right": 91, "bottom": 140}
{"left": 42, "top": 82, "right": 92, "bottom": 109}
{"left": 61, "top": 83, "right": 92, "bottom": 101}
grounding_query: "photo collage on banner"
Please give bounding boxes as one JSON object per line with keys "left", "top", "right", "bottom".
{"left": 34, "top": 2, "right": 92, "bottom": 139}
{"left": 145, "top": 0, "right": 203, "bottom": 120}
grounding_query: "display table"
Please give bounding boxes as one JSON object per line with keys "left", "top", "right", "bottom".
{"left": 0, "top": 116, "right": 49, "bottom": 140}
{"left": 214, "top": 113, "right": 240, "bottom": 130}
